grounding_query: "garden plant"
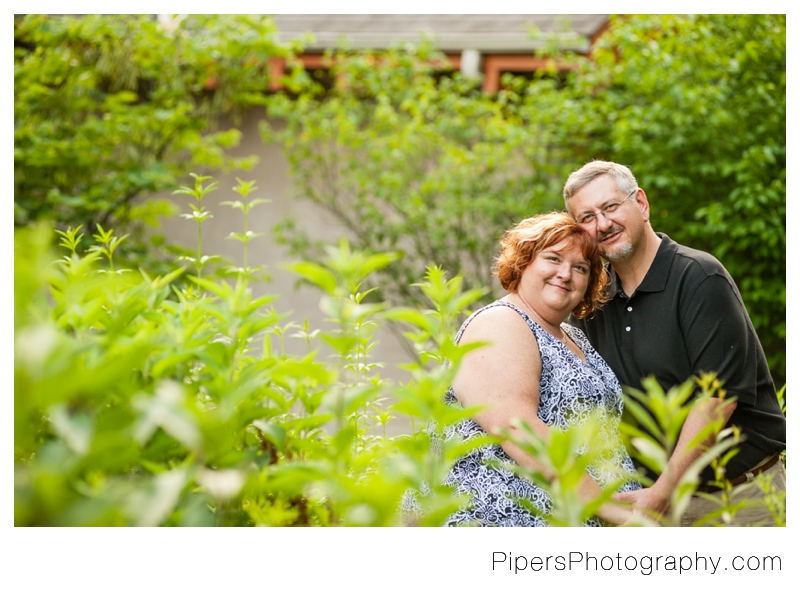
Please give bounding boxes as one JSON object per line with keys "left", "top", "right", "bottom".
{"left": 14, "top": 175, "right": 784, "bottom": 526}
{"left": 266, "top": 14, "right": 785, "bottom": 385}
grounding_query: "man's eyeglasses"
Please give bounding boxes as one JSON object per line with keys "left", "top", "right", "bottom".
{"left": 575, "top": 188, "right": 639, "bottom": 226}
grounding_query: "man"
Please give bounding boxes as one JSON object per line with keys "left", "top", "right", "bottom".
{"left": 563, "top": 160, "right": 786, "bottom": 526}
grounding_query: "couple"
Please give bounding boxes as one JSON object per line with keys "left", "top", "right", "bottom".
{"left": 443, "top": 160, "right": 786, "bottom": 527}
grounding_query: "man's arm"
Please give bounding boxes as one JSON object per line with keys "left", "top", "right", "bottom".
{"left": 615, "top": 397, "right": 737, "bottom": 517}
{"left": 618, "top": 271, "right": 751, "bottom": 517}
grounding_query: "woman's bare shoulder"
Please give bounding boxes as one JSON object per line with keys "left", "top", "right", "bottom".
{"left": 453, "top": 302, "right": 542, "bottom": 409}
{"left": 459, "top": 302, "right": 537, "bottom": 350}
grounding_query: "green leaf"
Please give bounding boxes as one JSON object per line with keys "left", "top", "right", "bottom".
{"left": 282, "top": 262, "right": 337, "bottom": 294}
{"left": 253, "top": 421, "right": 287, "bottom": 451}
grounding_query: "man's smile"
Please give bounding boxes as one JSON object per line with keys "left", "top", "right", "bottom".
{"left": 599, "top": 226, "right": 624, "bottom": 244}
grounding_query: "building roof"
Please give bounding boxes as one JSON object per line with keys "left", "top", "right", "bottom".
{"left": 272, "top": 14, "right": 609, "bottom": 54}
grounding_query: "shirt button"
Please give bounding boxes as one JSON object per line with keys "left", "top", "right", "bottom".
{"left": 627, "top": 306, "right": 633, "bottom": 312}
{"left": 625, "top": 326, "right": 631, "bottom": 332}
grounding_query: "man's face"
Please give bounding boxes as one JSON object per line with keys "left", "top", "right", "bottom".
{"left": 568, "top": 175, "right": 648, "bottom": 262}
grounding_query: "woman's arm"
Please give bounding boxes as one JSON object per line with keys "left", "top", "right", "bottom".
{"left": 452, "top": 305, "right": 633, "bottom": 525}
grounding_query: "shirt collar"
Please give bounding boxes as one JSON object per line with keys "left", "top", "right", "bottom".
{"left": 607, "top": 232, "right": 677, "bottom": 297}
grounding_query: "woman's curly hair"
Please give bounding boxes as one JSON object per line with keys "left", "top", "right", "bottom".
{"left": 494, "top": 211, "right": 608, "bottom": 319}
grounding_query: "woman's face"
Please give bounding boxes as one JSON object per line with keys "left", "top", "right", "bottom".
{"left": 518, "top": 238, "right": 591, "bottom": 319}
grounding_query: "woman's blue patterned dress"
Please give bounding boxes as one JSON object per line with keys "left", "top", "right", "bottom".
{"left": 441, "top": 300, "right": 641, "bottom": 526}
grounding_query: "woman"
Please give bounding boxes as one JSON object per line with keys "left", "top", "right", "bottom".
{"left": 443, "top": 212, "right": 641, "bottom": 526}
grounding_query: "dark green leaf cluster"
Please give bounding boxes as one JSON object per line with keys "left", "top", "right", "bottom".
{"left": 14, "top": 14, "right": 288, "bottom": 245}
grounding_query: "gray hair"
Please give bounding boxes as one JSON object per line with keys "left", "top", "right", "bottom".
{"left": 563, "top": 160, "right": 639, "bottom": 211}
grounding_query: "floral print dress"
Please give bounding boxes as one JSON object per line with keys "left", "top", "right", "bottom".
{"left": 441, "top": 300, "right": 641, "bottom": 526}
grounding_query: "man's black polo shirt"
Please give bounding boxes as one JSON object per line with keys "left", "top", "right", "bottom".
{"left": 572, "top": 233, "right": 786, "bottom": 483}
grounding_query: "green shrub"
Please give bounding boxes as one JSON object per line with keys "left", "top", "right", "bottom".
{"left": 265, "top": 15, "right": 785, "bottom": 386}
{"left": 263, "top": 41, "right": 570, "bottom": 354}
{"left": 14, "top": 14, "right": 293, "bottom": 273}
{"left": 14, "top": 174, "right": 783, "bottom": 526}
{"left": 14, "top": 196, "right": 487, "bottom": 525}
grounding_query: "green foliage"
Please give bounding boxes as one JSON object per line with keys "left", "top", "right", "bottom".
{"left": 265, "top": 15, "right": 785, "bottom": 383}
{"left": 173, "top": 173, "right": 220, "bottom": 277}
{"left": 14, "top": 211, "right": 486, "bottom": 526}
{"left": 620, "top": 374, "right": 785, "bottom": 526}
{"left": 506, "top": 411, "right": 643, "bottom": 527}
{"left": 15, "top": 173, "right": 783, "bottom": 526}
{"left": 777, "top": 384, "right": 786, "bottom": 416}
{"left": 221, "top": 178, "right": 270, "bottom": 278}
{"left": 14, "top": 14, "right": 292, "bottom": 264}
{"left": 263, "top": 42, "right": 571, "bottom": 330}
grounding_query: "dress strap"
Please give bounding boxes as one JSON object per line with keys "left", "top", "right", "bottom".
{"left": 454, "top": 300, "right": 539, "bottom": 344}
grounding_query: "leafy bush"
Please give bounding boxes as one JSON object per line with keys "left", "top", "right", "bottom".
{"left": 14, "top": 14, "right": 293, "bottom": 269}
{"left": 265, "top": 15, "right": 785, "bottom": 385}
{"left": 14, "top": 174, "right": 783, "bottom": 526}
{"left": 263, "top": 42, "right": 572, "bottom": 351}
{"left": 14, "top": 191, "right": 487, "bottom": 526}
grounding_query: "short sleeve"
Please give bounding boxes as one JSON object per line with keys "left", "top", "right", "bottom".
{"left": 679, "top": 272, "right": 758, "bottom": 406}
